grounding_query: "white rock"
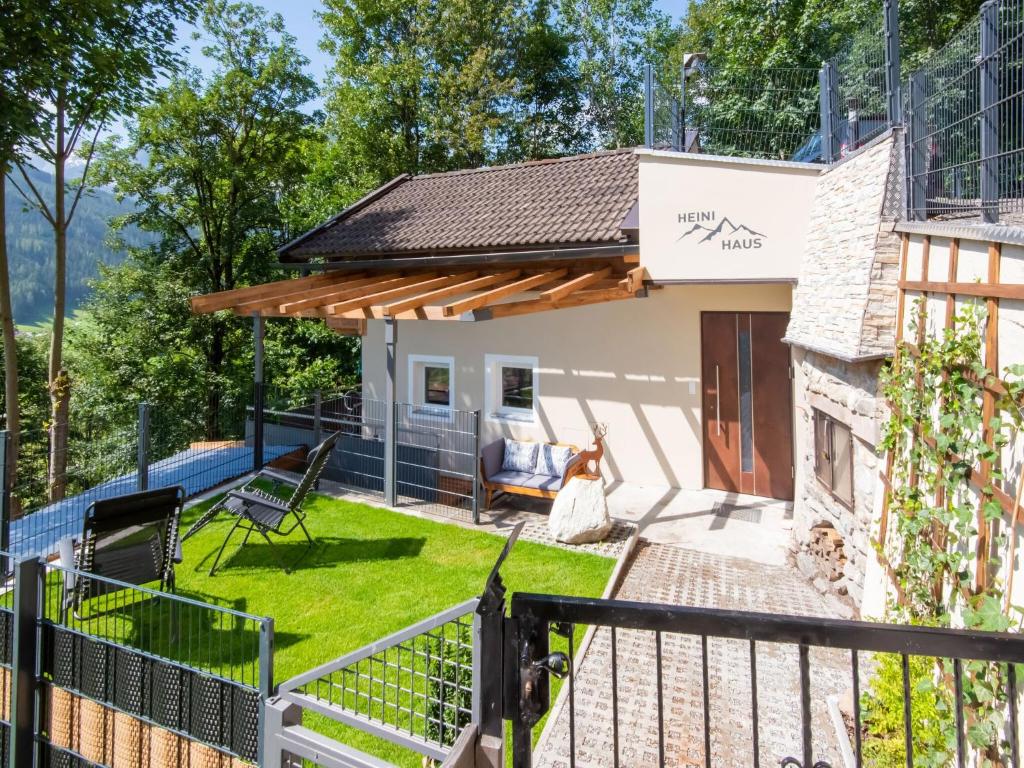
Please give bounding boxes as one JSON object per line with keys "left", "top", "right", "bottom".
{"left": 549, "top": 476, "right": 612, "bottom": 544}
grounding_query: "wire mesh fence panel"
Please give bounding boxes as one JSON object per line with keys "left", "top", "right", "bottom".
{"left": 7, "top": 423, "right": 138, "bottom": 560}
{"left": 684, "top": 65, "right": 821, "bottom": 161}
{"left": 0, "top": 554, "right": 14, "bottom": 766}
{"left": 145, "top": 388, "right": 255, "bottom": 501}
{"left": 37, "top": 559, "right": 271, "bottom": 763}
{"left": 832, "top": 19, "right": 892, "bottom": 154}
{"left": 319, "top": 393, "right": 388, "bottom": 498}
{"left": 281, "top": 600, "right": 477, "bottom": 762}
{"left": 905, "top": 0, "right": 1024, "bottom": 221}
{"left": 394, "top": 404, "right": 479, "bottom": 521}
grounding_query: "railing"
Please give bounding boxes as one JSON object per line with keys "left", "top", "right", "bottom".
{"left": 645, "top": 61, "right": 821, "bottom": 161}
{"left": 504, "top": 592, "right": 1024, "bottom": 768}
{"left": 265, "top": 525, "right": 519, "bottom": 768}
{"left": 0, "top": 552, "right": 273, "bottom": 767}
{"left": 906, "top": 0, "right": 1024, "bottom": 222}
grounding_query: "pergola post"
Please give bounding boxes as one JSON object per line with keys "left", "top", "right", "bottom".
{"left": 253, "top": 312, "right": 265, "bottom": 472}
{"left": 384, "top": 318, "right": 398, "bottom": 506}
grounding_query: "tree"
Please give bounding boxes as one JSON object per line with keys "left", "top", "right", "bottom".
{"left": 9, "top": 0, "right": 197, "bottom": 501}
{"left": 319, "top": 0, "right": 583, "bottom": 181}
{"left": 95, "top": 0, "right": 329, "bottom": 439}
{"left": 557, "top": 0, "right": 676, "bottom": 149}
{"left": 0, "top": 0, "right": 55, "bottom": 492}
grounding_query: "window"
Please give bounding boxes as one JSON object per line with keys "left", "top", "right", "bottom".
{"left": 424, "top": 366, "right": 450, "bottom": 406}
{"left": 485, "top": 354, "right": 539, "bottom": 422}
{"left": 408, "top": 355, "right": 454, "bottom": 417}
{"left": 501, "top": 366, "right": 533, "bottom": 410}
{"left": 813, "top": 409, "right": 854, "bottom": 507}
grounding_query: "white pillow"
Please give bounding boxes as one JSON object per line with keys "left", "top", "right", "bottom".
{"left": 536, "top": 444, "right": 573, "bottom": 477}
{"left": 502, "top": 440, "right": 539, "bottom": 474}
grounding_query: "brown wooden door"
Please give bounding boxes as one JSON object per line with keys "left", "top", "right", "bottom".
{"left": 701, "top": 312, "right": 794, "bottom": 500}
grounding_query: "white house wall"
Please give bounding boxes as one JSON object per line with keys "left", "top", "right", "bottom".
{"left": 361, "top": 283, "right": 792, "bottom": 489}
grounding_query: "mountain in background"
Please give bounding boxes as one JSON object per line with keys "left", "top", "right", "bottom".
{"left": 4, "top": 167, "right": 149, "bottom": 326}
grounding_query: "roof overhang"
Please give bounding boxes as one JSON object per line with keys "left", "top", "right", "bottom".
{"left": 190, "top": 253, "right": 647, "bottom": 334}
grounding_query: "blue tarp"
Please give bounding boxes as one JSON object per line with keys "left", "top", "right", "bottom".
{"left": 10, "top": 443, "right": 300, "bottom": 559}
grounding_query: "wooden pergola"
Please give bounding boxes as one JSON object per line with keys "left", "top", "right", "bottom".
{"left": 190, "top": 250, "right": 647, "bottom": 499}
{"left": 190, "top": 253, "right": 646, "bottom": 334}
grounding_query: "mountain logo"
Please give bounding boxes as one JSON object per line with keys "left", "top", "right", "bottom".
{"left": 677, "top": 211, "right": 766, "bottom": 251}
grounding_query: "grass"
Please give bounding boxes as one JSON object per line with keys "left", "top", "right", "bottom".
{"left": 169, "top": 491, "right": 616, "bottom": 765}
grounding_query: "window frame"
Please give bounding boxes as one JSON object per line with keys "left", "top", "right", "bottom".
{"left": 407, "top": 354, "right": 455, "bottom": 420}
{"left": 812, "top": 408, "right": 854, "bottom": 509}
{"left": 485, "top": 354, "right": 539, "bottom": 424}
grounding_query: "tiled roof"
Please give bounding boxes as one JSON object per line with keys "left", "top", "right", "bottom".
{"left": 281, "top": 149, "right": 639, "bottom": 260}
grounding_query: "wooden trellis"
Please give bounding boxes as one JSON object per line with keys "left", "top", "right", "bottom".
{"left": 878, "top": 233, "right": 1024, "bottom": 595}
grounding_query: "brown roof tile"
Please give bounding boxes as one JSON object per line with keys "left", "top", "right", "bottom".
{"left": 281, "top": 149, "right": 638, "bottom": 260}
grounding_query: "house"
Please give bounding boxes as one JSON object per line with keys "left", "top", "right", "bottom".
{"left": 272, "top": 148, "right": 820, "bottom": 497}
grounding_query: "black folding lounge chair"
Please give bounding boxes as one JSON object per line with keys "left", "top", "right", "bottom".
{"left": 182, "top": 430, "right": 341, "bottom": 575}
{"left": 61, "top": 485, "right": 185, "bottom": 620}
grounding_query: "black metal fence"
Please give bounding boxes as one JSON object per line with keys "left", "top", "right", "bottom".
{"left": 504, "top": 592, "right": 1024, "bottom": 768}
{"left": 0, "top": 553, "right": 273, "bottom": 767}
{"left": 906, "top": 0, "right": 1024, "bottom": 221}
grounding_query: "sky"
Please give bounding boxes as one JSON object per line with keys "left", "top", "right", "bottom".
{"left": 183, "top": 0, "right": 689, "bottom": 87}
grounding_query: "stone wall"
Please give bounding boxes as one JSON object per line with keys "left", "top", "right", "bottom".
{"left": 785, "top": 132, "right": 901, "bottom": 359}
{"left": 791, "top": 348, "right": 884, "bottom": 609}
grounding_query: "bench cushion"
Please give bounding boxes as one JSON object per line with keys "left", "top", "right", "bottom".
{"left": 489, "top": 471, "right": 563, "bottom": 492}
{"left": 502, "top": 439, "right": 539, "bottom": 473}
{"left": 536, "top": 444, "right": 573, "bottom": 478}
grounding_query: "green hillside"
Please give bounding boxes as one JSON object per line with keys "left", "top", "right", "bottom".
{"left": 4, "top": 167, "right": 149, "bottom": 325}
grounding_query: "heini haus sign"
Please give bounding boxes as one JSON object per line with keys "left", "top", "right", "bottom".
{"left": 637, "top": 152, "right": 817, "bottom": 281}
{"left": 676, "top": 210, "right": 765, "bottom": 251}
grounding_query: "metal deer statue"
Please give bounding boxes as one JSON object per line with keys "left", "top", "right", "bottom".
{"left": 576, "top": 423, "right": 608, "bottom": 478}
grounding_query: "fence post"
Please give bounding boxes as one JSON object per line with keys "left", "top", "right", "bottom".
{"left": 258, "top": 616, "right": 275, "bottom": 767}
{"left": 643, "top": 63, "right": 654, "bottom": 148}
{"left": 137, "top": 402, "right": 150, "bottom": 492}
{"left": 906, "top": 72, "right": 928, "bottom": 220}
{"left": 980, "top": 0, "right": 999, "bottom": 223}
{"left": 676, "top": 62, "right": 686, "bottom": 152}
{"left": 384, "top": 318, "right": 398, "bottom": 507}
{"left": 0, "top": 430, "right": 10, "bottom": 556}
{"left": 9, "top": 557, "right": 39, "bottom": 768}
{"left": 253, "top": 313, "right": 266, "bottom": 472}
{"left": 818, "top": 61, "right": 839, "bottom": 163}
{"left": 883, "top": 0, "right": 902, "bottom": 125}
{"left": 472, "top": 410, "right": 481, "bottom": 525}
{"left": 312, "top": 390, "right": 322, "bottom": 447}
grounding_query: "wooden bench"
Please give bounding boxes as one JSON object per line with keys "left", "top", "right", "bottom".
{"left": 479, "top": 427, "right": 606, "bottom": 510}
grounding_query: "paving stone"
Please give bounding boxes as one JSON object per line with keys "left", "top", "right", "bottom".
{"left": 533, "top": 542, "right": 852, "bottom": 768}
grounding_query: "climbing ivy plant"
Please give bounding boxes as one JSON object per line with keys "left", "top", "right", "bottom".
{"left": 879, "top": 298, "right": 1024, "bottom": 764}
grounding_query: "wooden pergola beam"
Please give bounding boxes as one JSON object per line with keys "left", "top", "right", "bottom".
{"left": 381, "top": 270, "right": 520, "bottom": 316}
{"left": 481, "top": 286, "right": 638, "bottom": 320}
{"left": 539, "top": 267, "right": 612, "bottom": 302}
{"left": 442, "top": 269, "right": 568, "bottom": 317}
{"left": 191, "top": 272, "right": 343, "bottom": 313}
{"left": 230, "top": 273, "right": 378, "bottom": 314}
{"left": 274, "top": 273, "right": 408, "bottom": 314}
{"left": 326, "top": 272, "right": 469, "bottom": 315}
{"left": 619, "top": 266, "right": 646, "bottom": 292}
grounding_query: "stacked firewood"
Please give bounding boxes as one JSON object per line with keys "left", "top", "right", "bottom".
{"left": 808, "top": 524, "right": 847, "bottom": 582}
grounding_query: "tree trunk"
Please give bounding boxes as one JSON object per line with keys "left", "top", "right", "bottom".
{"left": 47, "top": 90, "right": 69, "bottom": 502}
{"left": 0, "top": 168, "right": 20, "bottom": 509}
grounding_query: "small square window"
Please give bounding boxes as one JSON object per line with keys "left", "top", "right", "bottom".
{"left": 486, "top": 354, "right": 538, "bottom": 423}
{"left": 424, "top": 366, "right": 450, "bottom": 406}
{"left": 501, "top": 366, "right": 533, "bottom": 410}
{"left": 813, "top": 409, "right": 854, "bottom": 508}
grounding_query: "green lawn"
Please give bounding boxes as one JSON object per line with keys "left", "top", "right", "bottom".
{"left": 173, "top": 492, "right": 616, "bottom": 765}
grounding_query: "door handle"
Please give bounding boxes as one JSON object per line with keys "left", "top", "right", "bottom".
{"left": 715, "top": 364, "right": 721, "bottom": 436}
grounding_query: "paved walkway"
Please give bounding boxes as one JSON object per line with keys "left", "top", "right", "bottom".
{"left": 534, "top": 543, "right": 853, "bottom": 768}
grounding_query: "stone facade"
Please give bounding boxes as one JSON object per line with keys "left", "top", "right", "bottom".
{"left": 792, "top": 348, "right": 884, "bottom": 607}
{"left": 785, "top": 132, "right": 902, "bottom": 359}
{"left": 785, "top": 131, "right": 903, "bottom": 610}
